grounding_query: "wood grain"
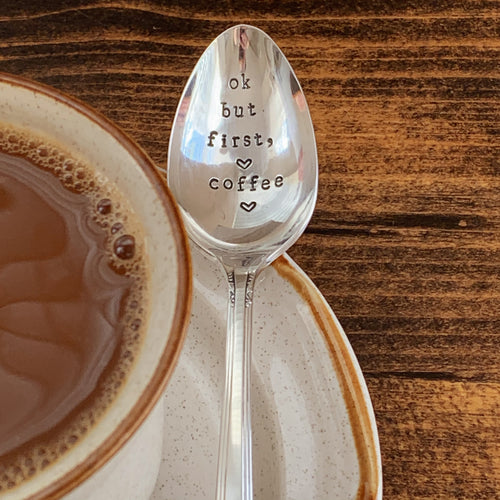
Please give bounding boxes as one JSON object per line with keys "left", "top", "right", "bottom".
{"left": 0, "top": 1, "right": 498, "bottom": 498}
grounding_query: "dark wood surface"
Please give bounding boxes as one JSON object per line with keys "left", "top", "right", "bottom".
{"left": 0, "top": 2, "right": 498, "bottom": 498}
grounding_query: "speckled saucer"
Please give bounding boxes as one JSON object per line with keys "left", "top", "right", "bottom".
{"left": 152, "top": 246, "right": 382, "bottom": 500}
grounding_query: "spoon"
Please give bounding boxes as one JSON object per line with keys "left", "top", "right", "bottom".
{"left": 167, "top": 24, "right": 318, "bottom": 499}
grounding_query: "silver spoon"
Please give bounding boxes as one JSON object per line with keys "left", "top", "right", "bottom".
{"left": 167, "top": 24, "right": 318, "bottom": 500}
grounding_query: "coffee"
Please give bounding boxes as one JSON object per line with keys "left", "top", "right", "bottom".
{"left": 0, "top": 126, "right": 148, "bottom": 490}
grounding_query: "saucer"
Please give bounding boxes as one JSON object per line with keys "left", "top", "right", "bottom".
{"left": 152, "top": 246, "right": 382, "bottom": 499}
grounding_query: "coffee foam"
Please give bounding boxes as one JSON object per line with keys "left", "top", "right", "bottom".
{"left": 0, "top": 126, "right": 149, "bottom": 491}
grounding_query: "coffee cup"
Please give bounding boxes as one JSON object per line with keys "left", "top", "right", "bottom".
{"left": 0, "top": 73, "right": 191, "bottom": 499}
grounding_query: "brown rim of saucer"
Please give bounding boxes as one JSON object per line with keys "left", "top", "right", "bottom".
{"left": 0, "top": 72, "right": 192, "bottom": 499}
{"left": 274, "top": 256, "right": 382, "bottom": 500}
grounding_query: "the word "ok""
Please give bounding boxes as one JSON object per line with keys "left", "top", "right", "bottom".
{"left": 228, "top": 73, "right": 251, "bottom": 90}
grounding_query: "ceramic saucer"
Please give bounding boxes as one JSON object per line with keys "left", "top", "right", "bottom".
{"left": 152, "top": 246, "right": 382, "bottom": 499}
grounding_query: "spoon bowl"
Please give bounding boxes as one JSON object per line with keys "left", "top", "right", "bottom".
{"left": 168, "top": 25, "right": 317, "bottom": 268}
{"left": 168, "top": 25, "right": 318, "bottom": 499}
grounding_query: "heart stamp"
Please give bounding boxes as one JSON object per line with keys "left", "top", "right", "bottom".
{"left": 240, "top": 201, "right": 257, "bottom": 212}
{"left": 236, "top": 158, "right": 253, "bottom": 170}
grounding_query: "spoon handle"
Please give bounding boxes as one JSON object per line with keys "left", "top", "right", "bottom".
{"left": 216, "top": 267, "right": 257, "bottom": 500}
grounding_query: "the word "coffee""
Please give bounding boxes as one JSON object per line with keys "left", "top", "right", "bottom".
{"left": 209, "top": 174, "right": 284, "bottom": 191}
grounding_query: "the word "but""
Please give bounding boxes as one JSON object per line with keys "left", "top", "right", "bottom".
{"left": 221, "top": 102, "right": 256, "bottom": 118}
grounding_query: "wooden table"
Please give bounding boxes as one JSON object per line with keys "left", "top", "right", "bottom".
{"left": 1, "top": 2, "right": 498, "bottom": 498}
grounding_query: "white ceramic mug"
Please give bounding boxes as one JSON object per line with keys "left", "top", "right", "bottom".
{"left": 0, "top": 73, "right": 191, "bottom": 499}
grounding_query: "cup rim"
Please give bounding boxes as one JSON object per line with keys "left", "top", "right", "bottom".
{"left": 0, "top": 72, "right": 192, "bottom": 499}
